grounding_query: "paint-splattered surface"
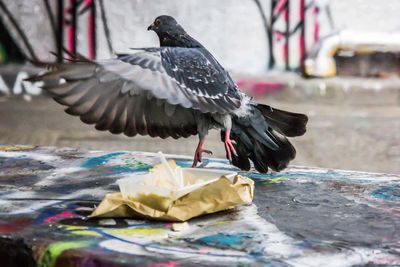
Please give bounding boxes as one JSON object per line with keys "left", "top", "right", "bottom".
{"left": 0, "top": 145, "right": 399, "bottom": 267}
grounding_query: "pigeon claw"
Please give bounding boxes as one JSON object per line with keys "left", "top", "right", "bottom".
{"left": 192, "top": 149, "right": 213, "bottom": 167}
{"left": 224, "top": 133, "right": 237, "bottom": 163}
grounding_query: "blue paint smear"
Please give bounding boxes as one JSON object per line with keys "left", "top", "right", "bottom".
{"left": 194, "top": 233, "right": 254, "bottom": 249}
{"left": 173, "top": 159, "right": 193, "bottom": 168}
{"left": 109, "top": 165, "right": 150, "bottom": 174}
{"left": 173, "top": 158, "right": 232, "bottom": 168}
{"left": 370, "top": 185, "right": 400, "bottom": 202}
{"left": 242, "top": 169, "right": 351, "bottom": 182}
{"left": 295, "top": 239, "right": 324, "bottom": 249}
{"left": 205, "top": 158, "right": 230, "bottom": 164}
{"left": 32, "top": 209, "right": 63, "bottom": 225}
{"left": 80, "top": 152, "right": 152, "bottom": 174}
{"left": 86, "top": 227, "right": 255, "bottom": 260}
{"left": 81, "top": 152, "right": 126, "bottom": 168}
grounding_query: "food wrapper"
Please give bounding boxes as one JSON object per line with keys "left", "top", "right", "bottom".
{"left": 91, "top": 160, "right": 254, "bottom": 222}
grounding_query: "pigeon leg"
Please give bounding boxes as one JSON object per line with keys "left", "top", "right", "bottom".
{"left": 224, "top": 130, "right": 237, "bottom": 162}
{"left": 192, "top": 138, "right": 213, "bottom": 167}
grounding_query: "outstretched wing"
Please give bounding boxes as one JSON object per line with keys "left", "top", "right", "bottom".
{"left": 29, "top": 47, "right": 242, "bottom": 138}
{"left": 31, "top": 61, "right": 199, "bottom": 139}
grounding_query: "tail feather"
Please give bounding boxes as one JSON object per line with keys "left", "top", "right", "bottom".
{"left": 230, "top": 133, "right": 252, "bottom": 171}
{"left": 229, "top": 104, "right": 307, "bottom": 173}
{"left": 256, "top": 104, "right": 308, "bottom": 137}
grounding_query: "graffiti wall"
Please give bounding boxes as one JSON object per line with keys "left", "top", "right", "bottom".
{"left": 0, "top": 66, "right": 42, "bottom": 98}
{"left": 0, "top": 145, "right": 399, "bottom": 266}
{"left": 2, "top": 0, "right": 399, "bottom": 83}
{"left": 1, "top": 0, "right": 376, "bottom": 73}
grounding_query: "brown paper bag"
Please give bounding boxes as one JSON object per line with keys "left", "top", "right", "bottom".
{"left": 91, "top": 174, "right": 254, "bottom": 222}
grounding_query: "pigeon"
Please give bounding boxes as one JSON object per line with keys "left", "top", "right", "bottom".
{"left": 29, "top": 15, "right": 308, "bottom": 173}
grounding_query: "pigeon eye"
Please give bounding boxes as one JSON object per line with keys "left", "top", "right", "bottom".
{"left": 155, "top": 19, "right": 161, "bottom": 26}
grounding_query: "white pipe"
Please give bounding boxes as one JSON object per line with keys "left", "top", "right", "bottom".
{"left": 305, "top": 30, "right": 400, "bottom": 77}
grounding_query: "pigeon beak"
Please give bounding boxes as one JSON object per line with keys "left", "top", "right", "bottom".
{"left": 147, "top": 23, "right": 154, "bottom": 31}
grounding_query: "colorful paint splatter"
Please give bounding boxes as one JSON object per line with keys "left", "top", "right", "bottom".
{"left": 0, "top": 145, "right": 399, "bottom": 266}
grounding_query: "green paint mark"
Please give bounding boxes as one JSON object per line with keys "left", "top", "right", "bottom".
{"left": 38, "top": 241, "right": 92, "bottom": 267}
{"left": 263, "top": 177, "right": 283, "bottom": 185}
{"left": 122, "top": 158, "right": 151, "bottom": 169}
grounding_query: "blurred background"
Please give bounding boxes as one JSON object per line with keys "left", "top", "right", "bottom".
{"left": 0, "top": 0, "right": 399, "bottom": 174}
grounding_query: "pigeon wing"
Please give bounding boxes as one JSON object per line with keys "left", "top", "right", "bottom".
{"left": 32, "top": 47, "right": 242, "bottom": 138}
{"left": 34, "top": 61, "right": 198, "bottom": 139}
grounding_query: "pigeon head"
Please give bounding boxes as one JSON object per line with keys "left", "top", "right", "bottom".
{"left": 147, "top": 15, "right": 201, "bottom": 48}
{"left": 147, "top": 15, "right": 182, "bottom": 34}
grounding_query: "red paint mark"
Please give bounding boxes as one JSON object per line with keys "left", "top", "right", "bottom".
{"left": 282, "top": 7, "right": 288, "bottom": 64}
{"left": 299, "top": 35, "right": 305, "bottom": 63}
{"left": 251, "top": 82, "right": 284, "bottom": 96}
{"left": 283, "top": 7, "right": 288, "bottom": 22}
{"left": 147, "top": 261, "right": 177, "bottom": 267}
{"left": 282, "top": 43, "right": 287, "bottom": 63}
{"left": 66, "top": 0, "right": 75, "bottom": 58}
{"left": 273, "top": 31, "right": 283, "bottom": 41}
{"left": 313, "top": 23, "right": 319, "bottom": 43}
{"left": 67, "top": 27, "right": 74, "bottom": 55}
{"left": 0, "top": 217, "right": 33, "bottom": 233}
{"left": 312, "top": 6, "right": 319, "bottom": 43}
{"left": 43, "top": 211, "right": 74, "bottom": 223}
{"left": 274, "top": 0, "right": 286, "bottom": 15}
{"left": 374, "top": 256, "right": 400, "bottom": 265}
{"left": 236, "top": 80, "right": 246, "bottom": 88}
{"left": 85, "top": 0, "right": 95, "bottom": 59}
{"left": 163, "top": 223, "right": 173, "bottom": 229}
{"left": 236, "top": 80, "right": 284, "bottom": 97}
{"left": 299, "top": 0, "right": 305, "bottom": 21}
{"left": 298, "top": 0, "right": 305, "bottom": 63}
{"left": 199, "top": 247, "right": 209, "bottom": 254}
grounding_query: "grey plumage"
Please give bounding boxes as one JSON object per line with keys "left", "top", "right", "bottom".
{"left": 28, "top": 15, "right": 308, "bottom": 173}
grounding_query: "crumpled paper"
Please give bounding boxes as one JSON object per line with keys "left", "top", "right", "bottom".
{"left": 91, "top": 162, "right": 254, "bottom": 222}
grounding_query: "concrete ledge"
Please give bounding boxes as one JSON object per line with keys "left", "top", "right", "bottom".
{"left": 0, "top": 145, "right": 399, "bottom": 266}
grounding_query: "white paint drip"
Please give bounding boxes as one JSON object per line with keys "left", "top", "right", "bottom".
{"left": 0, "top": 188, "right": 107, "bottom": 215}
{"left": 0, "top": 75, "right": 10, "bottom": 95}
{"left": 0, "top": 151, "right": 59, "bottom": 162}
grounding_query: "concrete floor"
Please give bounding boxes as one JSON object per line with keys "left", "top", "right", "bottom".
{"left": 1, "top": 96, "right": 400, "bottom": 174}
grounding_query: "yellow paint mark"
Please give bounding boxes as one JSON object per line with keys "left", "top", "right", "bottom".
{"left": 71, "top": 230, "right": 101, "bottom": 236}
{"left": 64, "top": 225, "right": 166, "bottom": 237}
{"left": 64, "top": 225, "right": 82, "bottom": 230}
{"left": 63, "top": 226, "right": 101, "bottom": 236}
{"left": 212, "top": 221, "right": 231, "bottom": 225}
{"left": 0, "top": 145, "right": 36, "bottom": 151}
{"left": 109, "top": 227, "right": 166, "bottom": 236}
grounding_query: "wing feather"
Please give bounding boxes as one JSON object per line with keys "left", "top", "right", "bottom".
{"left": 109, "top": 94, "right": 129, "bottom": 134}
{"left": 124, "top": 97, "right": 137, "bottom": 137}
{"left": 36, "top": 46, "right": 244, "bottom": 138}
{"left": 80, "top": 93, "right": 109, "bottom": 124}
